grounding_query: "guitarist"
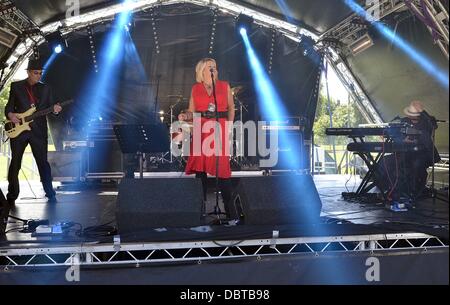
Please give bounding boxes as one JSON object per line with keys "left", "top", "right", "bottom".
{"left": 4, "top": 59, "right": 62, "bottom": 206}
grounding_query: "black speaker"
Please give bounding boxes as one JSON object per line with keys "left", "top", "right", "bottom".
{"left": 87, "top": 140, "right": 123, "bottom": 173}
{"left": 48, "top": 151, "right": 83, "bottom": 182}
{"left": 259, "top": 128, "right": 306, "bottom": 170}
{"left": 116, "top": 178, "right": 204, "bottom": 233}
{"left": 236, "top": 175, "right": 322, "bottom": 225}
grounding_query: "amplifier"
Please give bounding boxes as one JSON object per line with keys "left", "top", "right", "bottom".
{"left": 259, "top": 118, "right": 306, "bottom": 170}
{"left": 261, "top": 117, "right": 305, "bottom": 133}
{"left": 63, "top": 141, "right": 89, "bottom": 151}
{"left": 87, "top": 121, "right": 118, "bottom": 140}
{"left": 86, "top": 139, "right": 123, "bottom": 174}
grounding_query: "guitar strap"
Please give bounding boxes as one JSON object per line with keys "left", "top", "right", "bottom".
{"left": 25, "top": 84, "right": 38, "bottom": 105}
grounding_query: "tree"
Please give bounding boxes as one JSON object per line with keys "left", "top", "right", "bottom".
{"left": 313, "top": 93, "right": 366, "bottom": 145}
{"left": 0, "top": 84, "right": 10, "bottom": 120}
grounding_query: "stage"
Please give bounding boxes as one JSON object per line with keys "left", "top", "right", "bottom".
{"left": 0, "top": 174, "right": 448, "bottom": 285}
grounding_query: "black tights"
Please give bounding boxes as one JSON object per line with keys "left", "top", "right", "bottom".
{"left": 196, "top": 172, "right": 236, "bottom": 218}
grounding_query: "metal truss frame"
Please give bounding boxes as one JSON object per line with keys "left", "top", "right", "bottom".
{"left": 321, "top": 0, "right": 449, "bottom": 59}
{"left": 404, "top": 0, "right": 449, "bottom": 59}
{"left": 325, "top": 49, "right": 383, "bottom": 124}
{"left": 0, "top": 233, "right": 447, "bottom": 268}
{"left": 0, "top": 0, "right": 39, "bottom": 33}
{"left": 317, "top": 1, "right": 410, "bottom": 125}
{"left": 321, "top": 0, "right": 408, "bottom": 46}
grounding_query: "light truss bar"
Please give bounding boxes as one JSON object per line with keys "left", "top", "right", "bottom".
{"left": 326, "top": 49, "right": 384, "bottom": 124}
{"left": 40, "top": 0, "right": 316, "bottom": 39}
{"left": 0, "top": 36, "right": 43, "bottom": 90}
{"left": 321, "top": 0, "right": 407, "bottom": 43}
{"left": 405, "top": 0, "right": 449, "bottom": 59}
{"left": 0, "top": 0, "right": 39, "bottom": 33}
{"left": 0, "top": 233, "right": 447, "bottom": 267}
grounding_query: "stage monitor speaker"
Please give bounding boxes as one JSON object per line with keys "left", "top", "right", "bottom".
{"left": 236, "top": 175, "right": 322, "bottom": 225}
{"left": 116, "top": 178, "right": 204, "bottom": 233}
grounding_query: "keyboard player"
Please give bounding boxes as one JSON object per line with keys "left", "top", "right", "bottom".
{"left": 377, "top": 101, "right": 441, "bottom": 202}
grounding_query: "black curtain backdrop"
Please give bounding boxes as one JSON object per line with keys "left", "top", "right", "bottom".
{"left": 41, "top": 3, "right": 321, "bottom": 151}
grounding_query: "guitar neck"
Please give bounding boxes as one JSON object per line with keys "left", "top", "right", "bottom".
{"left": 25, "top": 100, "right": 72, "bottom": 122}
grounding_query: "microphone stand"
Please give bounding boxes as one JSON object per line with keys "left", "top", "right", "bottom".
{"left": 422, "top": 112, "right": 447, "bottom": 204}
{"left": 210, "top": 69, "right": 223, "bottom": 221}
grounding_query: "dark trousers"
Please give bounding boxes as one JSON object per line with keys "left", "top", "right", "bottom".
{"left": 7, "top": 132, "right": 56, "bottom": 201}
{"left": 196, "top": 172, "right": 237, "bottom": 219}
{"left": 377, "top": 153, "right": 428, "bottom": 200}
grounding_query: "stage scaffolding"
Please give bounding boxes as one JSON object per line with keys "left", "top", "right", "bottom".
{"left": 0, "top": 233, "right": 447, "bottom": 268}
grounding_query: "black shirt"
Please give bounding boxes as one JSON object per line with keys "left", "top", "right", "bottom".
{"left": 402, "top": 113, "right": 441, "bottom": 166}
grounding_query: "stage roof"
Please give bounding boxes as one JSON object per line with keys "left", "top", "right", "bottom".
{"left": 10, "top": 0, "right": 354, "bottom": 35}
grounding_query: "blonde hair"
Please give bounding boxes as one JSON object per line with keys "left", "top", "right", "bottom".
{"left": 195, "top": 58, "right": 217, "bottom": 83}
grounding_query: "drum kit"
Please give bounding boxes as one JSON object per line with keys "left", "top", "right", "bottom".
{"left": 155, "top": 86, "right": 249, "bottom": 168}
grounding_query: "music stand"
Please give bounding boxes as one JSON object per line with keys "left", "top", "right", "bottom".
{"left": 114, "top": 124, "right": 170, "bottom": 179}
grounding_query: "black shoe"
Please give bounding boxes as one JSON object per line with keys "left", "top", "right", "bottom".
{"left": 47, "top": 196, "right": 57, "bottom": 204}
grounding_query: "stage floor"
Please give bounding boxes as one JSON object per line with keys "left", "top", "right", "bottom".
{"left": 0, "top": 174, "right": 448, "bottom": 245}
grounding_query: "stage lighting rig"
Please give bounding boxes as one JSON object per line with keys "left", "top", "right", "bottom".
{"left": 237, "top": 14, "right": 254, "bottom": 35}
{"left": 0, "top": 26, "right": 18, "bottom": 48}
{"left": 45, "top": 30, "right": 68, "bottom": 54}
{"left": 349, "top": 33, "right": 373, "bottom": 55}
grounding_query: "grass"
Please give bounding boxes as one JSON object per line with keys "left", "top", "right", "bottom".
{"left": 0, "top": 145, "right": 56, "bottom": 180}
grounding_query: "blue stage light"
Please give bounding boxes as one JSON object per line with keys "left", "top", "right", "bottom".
{"left": 77, "top": 0, "right": 134, "bottom": 123}
{"left": 54, "top": 44, "right": 63, "bottom": 54}
{"left": 275, "top": 0, "right": 295, "bottom": 23}
{"left": 40, "top": 52, "right": 59, "bottom": 81}
{"left": 237, "top": 14, "right": 254, "bottom": 36}
{"left": 45, "top": 31, "right": 67, "bottom": 55}
{"left": 344, "top": 0, "right": 449, "bottom": 88}
{"left": 240, "top": 29, "right": 286, "bottom": 119}
{"left": 240, "top": 29, "right": 307, "bottom": 171}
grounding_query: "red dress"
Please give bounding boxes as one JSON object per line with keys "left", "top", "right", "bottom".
{"left": 185, "top": 80, "right": 232, "bottom": 178}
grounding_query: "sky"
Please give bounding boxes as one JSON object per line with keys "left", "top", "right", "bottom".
{"left": 321, "top": 66, "right": 351, "bottom": 104}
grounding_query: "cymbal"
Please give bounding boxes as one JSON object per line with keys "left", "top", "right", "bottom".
{"left": 231, "top": 86, "right": 244, "bottom": 96}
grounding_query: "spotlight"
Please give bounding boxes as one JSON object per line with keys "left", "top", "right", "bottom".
{"left": 54, "top": 44, "right": 63, "bottom": 54}
{"left": 349, "top": 33, "right": 373, "bottom": 55}
{"left": 236, "top": 14, "right": 254, "bottom": 35}
{"left": 45, "top": 30, "right": 68, "bottom": 54}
